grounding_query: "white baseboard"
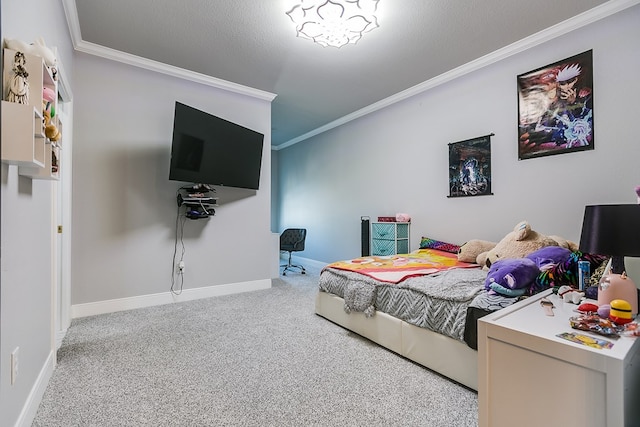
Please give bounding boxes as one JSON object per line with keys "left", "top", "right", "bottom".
{"left": 71, "top": 279, "right": 271, "bottom": 319}
{"left": 15, "top": 350, "right": 55, "bottom": 427}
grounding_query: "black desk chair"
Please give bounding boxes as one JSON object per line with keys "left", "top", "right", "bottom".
{"left": 280, "top": 228, "right": 307, "bottom": 275}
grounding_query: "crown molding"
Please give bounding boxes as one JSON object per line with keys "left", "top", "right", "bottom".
{"left": 274, "top": 0, "right": 640, "bottom": 150}
{"left": 75, "top": 40, "right": 277, "bottom": 102}
{"left": 61, "top": 0, "right": 276, "bottom": 102}
{"left": 59, "top": 0, "right": 638, "bottom": 149}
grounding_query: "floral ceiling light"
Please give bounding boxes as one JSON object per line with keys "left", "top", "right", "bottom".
{"left": 286, "top": 0, "right": 380, "bottom": 48}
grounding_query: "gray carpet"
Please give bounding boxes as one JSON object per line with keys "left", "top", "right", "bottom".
{"left": 33, "top": 265, "right": 478, "bottom": 426}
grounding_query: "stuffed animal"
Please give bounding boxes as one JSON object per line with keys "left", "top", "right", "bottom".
{"left": 485, "top": 258, "right": 540, "bottom": 297}
{"left": 525, "top": 246, "right": 572, "bottom": 270}
{"left": 41, "top": 86, "right": 61, "bottom": 142}
{"left": 4, "top": 37, "right": 57, "bottom": 68}
{"left": 477, "top": 221, "right": 559, "bottom": 269}
{"left": 43, "top": 110, "right": 61, "bottom": 142}
{"left": 43, "top": 87, "right": 55, "bottom": 105}
{"left": 395, "top": 213, "right": 411, "bottom": 222}
{"left": 558, "top": 285, "right": 585, "bottom": 304}
{"left": 42, "top": 87, "right": 56, "bottom": 119}
{"left": 548, "top": 235, "right": 579, "bottom": 252}
{"left": 457, "top": 239, "right": 497, "bottom": 264}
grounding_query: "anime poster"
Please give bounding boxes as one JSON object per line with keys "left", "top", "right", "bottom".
{"left": 448, "top": 134, "right": 492, "bottom": 198}
{"left": 518, "top": 50, "right": 594, "bottom": 160}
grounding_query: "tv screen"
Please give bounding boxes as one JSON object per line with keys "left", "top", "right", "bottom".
{"left": 169, "top": 102, "right": 264, "bottom": 190}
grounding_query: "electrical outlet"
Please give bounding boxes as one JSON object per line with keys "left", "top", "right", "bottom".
{"left": 178, "top": 261, "right": 185, "bottom": 272}
{"left": 11, "top": 347, "right": 19, "bottom": 385}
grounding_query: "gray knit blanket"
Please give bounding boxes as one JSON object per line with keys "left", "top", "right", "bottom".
{"left": 343, "top": 281, "right": 377, "bottom": 317}
{"left": 319, "top": 266, "right": 487, "bottom": 341}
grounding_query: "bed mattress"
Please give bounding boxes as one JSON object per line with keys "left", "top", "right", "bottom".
{"left": 319, "top": 266, "right": 487, "bottom": 342}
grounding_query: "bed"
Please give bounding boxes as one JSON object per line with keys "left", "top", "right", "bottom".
{"left": 315, "top": 241, "right": 610, "bottom": 391}
{"left": 314, "top": 248, "right": 527, "bottom": 390}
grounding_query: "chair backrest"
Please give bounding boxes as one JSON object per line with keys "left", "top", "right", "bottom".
{"left": 280, "top": 228, "right": 306, "bottom": 252}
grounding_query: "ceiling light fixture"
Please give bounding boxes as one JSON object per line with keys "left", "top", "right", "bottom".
{"left": 286, "top": 0, "right": 380, "bottom": 48}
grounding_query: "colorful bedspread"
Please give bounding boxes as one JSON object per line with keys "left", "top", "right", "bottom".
{"left": 325, "top": 249, "right": 480, "bottom": 284}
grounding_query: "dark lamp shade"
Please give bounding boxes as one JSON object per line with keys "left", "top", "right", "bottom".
{"left": 579, "top": 204, "right": 640, "bottom": 257}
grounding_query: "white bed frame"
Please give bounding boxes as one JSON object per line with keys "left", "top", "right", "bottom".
{"left": 315, "top": 291, "right": 478, "bottom": 391}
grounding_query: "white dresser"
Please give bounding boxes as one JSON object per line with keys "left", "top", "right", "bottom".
{"left": 478, "top": 289, "right": 640, "bottom": 427}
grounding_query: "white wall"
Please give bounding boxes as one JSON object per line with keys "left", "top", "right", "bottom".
{"left": 277, "top": 5, "right": 640, "bottom": 278}
{"left": 70, "top": 53, "right": 274, "bottom": 307}
{"left": 0, "top": 1, "right": 74, "bottom": 425}
{"left": 2, "top": 1, "right": 274, "bottom": 422}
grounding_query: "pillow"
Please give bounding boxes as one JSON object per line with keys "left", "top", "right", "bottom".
{"left": 419, "top": 237, "right": 461, "bottom": 254}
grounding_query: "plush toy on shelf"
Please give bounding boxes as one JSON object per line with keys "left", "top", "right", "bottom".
{"left": 41, "top": 87, "right": 61, "bottom": 142}
{"left": 42, "top": 87, "right": 55, "bottom": 106}
{"left": 42, "top": 87, "right": 56, "bottom": 117}
{"left": 395, "top": 213, "right": 411, "bottom": 222}
{"left": 4, "top": 37, "right": 57, "bottom": 68}
{"left": 43, "top": 110, "right": 61, "bottom": 142}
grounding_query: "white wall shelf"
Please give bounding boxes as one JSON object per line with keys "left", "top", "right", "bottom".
{"left": 1, "top": 101, "right": 46, "bottom": 167}
{"left": 2, "top": 47, "right": 60, "bottom": 179}
{"left": 19, "top": 118, "right": 61, "bottom": 180}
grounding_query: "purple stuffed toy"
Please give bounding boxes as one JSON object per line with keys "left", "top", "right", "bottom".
{"left": 485, "top": 258, "right": 540, "bottom": 297}
{"left": 525, "top": 246, "right": 572, "bottom": 270}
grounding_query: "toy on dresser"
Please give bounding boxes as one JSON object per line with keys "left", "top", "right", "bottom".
{"left": 569, "top": 281, "right": 638, "bottom": 338}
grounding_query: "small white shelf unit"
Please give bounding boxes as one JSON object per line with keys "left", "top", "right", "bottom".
{"left": 2, "top": 47, "right": 61, "bottom": 180}
{"left": 370, "top": 222, "right": 410, "bottom": 256}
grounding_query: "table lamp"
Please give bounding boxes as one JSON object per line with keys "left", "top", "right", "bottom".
{"left": 579, "top": 204, "right": 640, "bottom": 317}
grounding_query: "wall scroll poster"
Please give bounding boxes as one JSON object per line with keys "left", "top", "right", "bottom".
{"left": 517, "top": 50, "right": 594, "bottom": 160}
{"left": 448, "top": 134, "right": 493, "bottom": 198}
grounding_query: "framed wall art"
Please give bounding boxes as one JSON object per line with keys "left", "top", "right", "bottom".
{"left": 517, "top": 50, "right": 594, "bottom": 160}
{"left": 448, "top": 134, "right": 493, "bottom": 198}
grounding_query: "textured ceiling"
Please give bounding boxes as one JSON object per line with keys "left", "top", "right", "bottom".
{"left": 68, "top": 0, "right": 615, "bottom": 147}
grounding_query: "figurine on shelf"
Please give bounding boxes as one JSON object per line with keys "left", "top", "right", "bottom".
{"left": 7, "top": 51, "right": 29, "bottom": 104}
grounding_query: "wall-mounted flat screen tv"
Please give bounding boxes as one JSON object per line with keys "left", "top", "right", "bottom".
{"left": 169, "top": 102, "right": 264, "bottom": 190}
